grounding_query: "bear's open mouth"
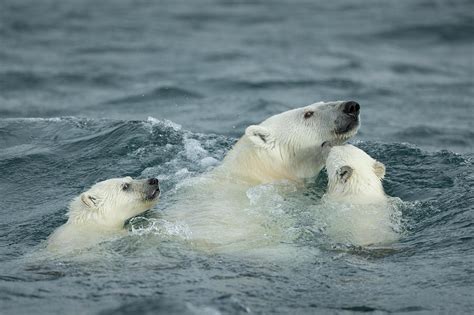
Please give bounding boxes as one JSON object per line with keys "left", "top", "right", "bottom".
{"left": 335, "top": 119, "right": 359, "bottom": 135}
{"left": 146, "top": 189, "right": 160, "bottom": 200}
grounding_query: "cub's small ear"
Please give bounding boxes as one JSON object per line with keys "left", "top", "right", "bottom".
{"left": 245, "top": 125, "right": 275, "bottom": 149}
{"left": 80, "top": 193, "right": 98, "bottom": 208}
{"left": 337, "top": 166, "right": 353, "bottom": 183}
{"left": 373, "top": 161, "right": 386, "bottom": 179}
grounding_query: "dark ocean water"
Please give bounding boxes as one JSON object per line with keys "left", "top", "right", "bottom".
{"left": 0, "top": 0, "right": 473, "bottom": 314}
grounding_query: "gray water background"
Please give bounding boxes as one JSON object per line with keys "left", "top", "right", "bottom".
{"left": 0, "top": 0, "right": 473, "bottom": 314}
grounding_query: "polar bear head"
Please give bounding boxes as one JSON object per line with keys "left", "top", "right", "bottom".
{"left": 325, "top": 144, "right": 386, "bottom": 202}
{"left": 242, "top": 101, "right": 360, "bottom": 181}
{"left": 68, "top": 177, "right": 160, "bottom": 227}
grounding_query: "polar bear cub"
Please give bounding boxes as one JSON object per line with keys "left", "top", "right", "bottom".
{"left": 322, "top": 144, "right": 399, "bottom": 246}
{"left": 47, "top": 177, "right": 160, "bottom": 251}
{"left": 325, "top": 144, "right": 387, "bottom": 204}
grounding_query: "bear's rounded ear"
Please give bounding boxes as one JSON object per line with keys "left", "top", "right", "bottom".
{"left": 337, "top": 165, "right": 353, "bottom": 183}
{"left": 245, "top": 125, "right": 275, "bottom": 149}
{"left": 80, "top": 193, "right": 98, "bottom": 209}
{"left": 373, "top": 161, "right": 386, "bottom": 179}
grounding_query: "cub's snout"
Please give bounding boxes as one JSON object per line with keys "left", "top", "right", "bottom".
{"left": 146, "top": 177, "right": 160, "bottom": 200}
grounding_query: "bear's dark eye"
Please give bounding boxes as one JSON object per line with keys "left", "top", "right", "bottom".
{"left": 304, "top": 111, "right": 314, "bottom": 119}
{"left": 122, "top": 183, "right": 130, "bottom": 191}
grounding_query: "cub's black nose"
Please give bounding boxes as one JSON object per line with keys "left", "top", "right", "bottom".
{"left": 343, "top": 101, "right": 360, "bottom": 116}
{"left": 148, "top": 178, "right": 159, "bottom": 186}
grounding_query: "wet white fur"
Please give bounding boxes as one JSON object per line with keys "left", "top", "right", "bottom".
{"left": 325, "top": 145, "right": 386, "bottom": 204}
{"left": 322, "top": 145, "right": 399, "bottom": 246}
{"left": 216, "top": 101, "right": 358, "bottom": 184}
{"left": 162, "top": 102, "right": 359, "bottom": 252}
{"left": 47, "top": 177, "right": 158, "bottom": 251}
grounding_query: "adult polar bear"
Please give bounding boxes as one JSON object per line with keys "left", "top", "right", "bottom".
{"left": 162, "top": 100, "right": 360, "bottom": 252}
{"left": 215, "top": 100, "right": 360, "bottom": 184}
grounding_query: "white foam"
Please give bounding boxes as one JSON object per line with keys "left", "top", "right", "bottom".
{"left": 130, "top": 217, "right": 191, "bottom": 239}
{"left": 4, "top": 117, "right": 71, "bottom": 122}
{"left": 184, "top": 138, "right": 208, "bottom": 161}
{"left": 199, "top": 156, "right": 219, "bottom": 168}
{"left": 146, "top": 116, "right": 182, "bottom": 131}
{"left": 246, "top": 184, "right": 284, "bottom": 208}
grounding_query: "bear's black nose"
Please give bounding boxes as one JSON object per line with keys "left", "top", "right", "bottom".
{"left": 148, "top": 178, "right": 159, "bottom": 186}
{"left": 342, "top": 101, "right": 360, "bottom": 117}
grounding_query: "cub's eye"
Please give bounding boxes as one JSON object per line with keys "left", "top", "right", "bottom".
{"left": 122, "top": 183, "right": 130, "bottom": 191}
{"left": 304, "top": 111, "right": 314, "bottom": 119}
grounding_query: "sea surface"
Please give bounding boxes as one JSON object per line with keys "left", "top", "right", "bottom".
{"left": 0, "top": 0, "right": 473, "bottom": 314}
